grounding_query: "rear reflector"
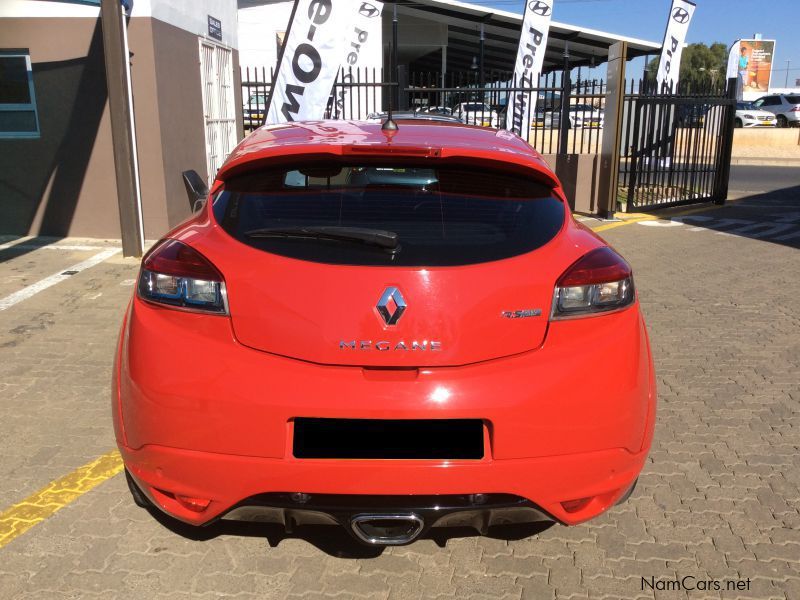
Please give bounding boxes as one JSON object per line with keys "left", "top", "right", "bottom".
{"left": 175, "top": 494, "right": 211, "bottom": 512}
{"left": 561, "top": 497, "right": 592, "bottom": 513}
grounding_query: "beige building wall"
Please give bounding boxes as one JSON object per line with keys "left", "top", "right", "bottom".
{"left": 0, "top": 3, "right": 242, "bottom": 240}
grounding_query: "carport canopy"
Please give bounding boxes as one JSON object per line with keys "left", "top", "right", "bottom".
{"left": 391, "top": 0, "right": 662, "bottom": 74}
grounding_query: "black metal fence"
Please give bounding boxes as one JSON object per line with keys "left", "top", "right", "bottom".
{"left": 241, "top": 66, "right": 274, "bottom": 131}
{"left": 240, "top": 66, "right": 607, "bottom": 155}
{"left": 240, "top": 67, "right": 736, "bottom": 213}
{"left": 618, "top": 79, "right": 736, "bottom": 211}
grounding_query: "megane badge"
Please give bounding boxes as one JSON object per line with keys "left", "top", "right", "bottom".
{"left": 376, "top": 286, "right": 406, "bottom": 326}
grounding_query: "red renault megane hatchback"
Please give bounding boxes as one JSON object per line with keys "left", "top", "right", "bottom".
{"left": 113, "top": 118, "right": 656, "bottom": 546}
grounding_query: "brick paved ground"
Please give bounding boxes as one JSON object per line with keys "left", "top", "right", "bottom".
{"left": 0, "top": 185, "right": 798, "bottom": 599}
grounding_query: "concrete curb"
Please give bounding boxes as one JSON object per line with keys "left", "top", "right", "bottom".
{"left": 730, "top": 157, "right": 800, "bottom": 167}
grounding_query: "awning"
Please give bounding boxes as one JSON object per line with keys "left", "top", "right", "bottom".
{"left": 393, "top": 0, "right": 661, "bottom": 73}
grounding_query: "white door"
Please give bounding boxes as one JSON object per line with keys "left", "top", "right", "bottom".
{"left": 199, "top": 40, "right": 237, "bottom": 185}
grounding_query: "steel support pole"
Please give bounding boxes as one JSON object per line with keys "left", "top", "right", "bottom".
{"left": 597, "top": 41, "right": 629, "bottom": 218}
{"left": 441, "top": 45, "right": 447, "bottom": 103}
{"left": 558, "top": 45, "right": 572, "bottom": 156}
{"left": 479, "top": 22, "right": 485, "bottom": 88}
{"left": 714, "top": 78, "right": 738, "bottom": 205}
{"left": 392, "top": 2, "right": 399, "bottom": 110}
{"left": 100, "top": 0, "right": 144, "bottom": 257}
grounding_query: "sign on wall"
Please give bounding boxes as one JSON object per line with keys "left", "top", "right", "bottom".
{"left": 506, "top": 0, "right": 554, "bottom": 135}
{"left": 207, "top": 15, "right": 222, "bottom": 42}
{"left": 655, "top": 0, "right": 696, "bottom": 93}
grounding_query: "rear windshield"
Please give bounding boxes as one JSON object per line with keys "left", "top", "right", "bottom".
{"left": 213, "top": 164, "right": 564, "bottom": 267}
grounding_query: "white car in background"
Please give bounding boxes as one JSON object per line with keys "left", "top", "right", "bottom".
{"left": 453, "top": 102, "right": 499, "bottom": 127}
{"left": 735, "top": 102, "right": 777, "bottom": 128}
{"left": 543, "top": 104, "right": 604, "bottom": 129}
{"left": 751, "top": 94, "right": 800, "bottom": 128}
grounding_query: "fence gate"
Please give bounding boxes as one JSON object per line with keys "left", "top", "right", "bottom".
{"left": 618, "top": 83, "right": 736, "bottom": 212}
{"left": 199, "top": 41, "right": 237, "bottom": 185}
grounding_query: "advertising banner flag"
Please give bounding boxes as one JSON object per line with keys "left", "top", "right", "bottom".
{"left": 726, "top": 40, "right": 742, "bottom": 80}
{"left": 655, "top": 0, "right": 696, "bottom": 93}
{"left": 726, "top": 40, "right": 743, "bottom": 100}
{"left": 334, "top": 1, "right": 384, "bottom": 119}
{"left": 266, "top": 0, "right": 349, "bottom": 124}
{"left": 506, "top": 0, "right": 554, "bottom": 135}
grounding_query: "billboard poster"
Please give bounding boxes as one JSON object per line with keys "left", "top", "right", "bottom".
{"left": 737, "top": 39, "right": 776, "bottom": 95}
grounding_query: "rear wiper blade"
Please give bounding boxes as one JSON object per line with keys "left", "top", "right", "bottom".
{"left": 244, "top": 226, "right": 400, "bottom": 252}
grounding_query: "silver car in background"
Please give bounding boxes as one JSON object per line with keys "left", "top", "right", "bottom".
{"left": 752, "top": 94, "right": 800, "bottom": 128}
{"left": 453, "top": 102, "right": 499, "bottom": 128}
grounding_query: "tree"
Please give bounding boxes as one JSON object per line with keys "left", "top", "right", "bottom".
{"left": 646, "top": 42, "right": 728, "bottom": 90}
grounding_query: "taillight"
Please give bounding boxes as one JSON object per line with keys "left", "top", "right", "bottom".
{"left": 791, "top": 106, "right": 800, "bottom": 112}
{"left": 551, "top": 247, "right": 635, "bottom": 319}
{"left": 137, "top": 240, "right": 228, "bottom": 314}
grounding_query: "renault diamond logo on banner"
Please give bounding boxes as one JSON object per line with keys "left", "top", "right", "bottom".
{"left": 656, "top": 0, "right": 696, "bottom": 94}
{"left": 507, "top": 0, "right": 554, "bottom": 136}
{"left": 266, "top": 0, "right": 349, "bottom": 124}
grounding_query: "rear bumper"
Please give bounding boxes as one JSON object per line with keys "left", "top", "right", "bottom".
{"left": 113, "top": 296, "right": 656, "bottom": 529}
{"left": 121, "top": 442, "right": 646, "bottom": 527}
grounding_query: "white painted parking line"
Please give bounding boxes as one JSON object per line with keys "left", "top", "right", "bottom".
{"left": 3, "top": 244, "right": 108, "bottom": 252}
{"left": 636, "top": 214, "right": 800, "bottom": 243}
{"left": 0, "top": 243, "right": 111, "bottom": 252}
{"left": 0, "top": 249, "right": 120, "bottom": 311}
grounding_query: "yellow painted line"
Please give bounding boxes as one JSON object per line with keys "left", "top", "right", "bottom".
{"left": 593, "top": 216, "right": 657, "bottom": 232}
{"left": 614, "top": 212, "right": 654, "bottom": 220}
{"left": 592, "top": 202, "right": 732, "bottom": 233}
{"left": 0, "top": 449, "right": 123, "bottom": 550}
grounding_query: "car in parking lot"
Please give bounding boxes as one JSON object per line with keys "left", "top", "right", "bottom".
{"left": 543, "top": 104, "right": 604, "bottom": 129}
{"left": 366, "top": 111, "right": 462, "bottom": 125}
{"left": 114, "top": 118, "right": 656, "bottom": 546}
{"left": 242, "top": 93, "right": 267, "bottom": 129}
{"left": 452, "top": 102, "right": 499, "bottom": 127}
{"left": 735, "top": 102, "right": 777, "bottom": 128}
{"left": 419, "top": 106, "right": 453, "bottom": 116}
{"left": 752, "top": 94, "right": 800, "bottom": 127}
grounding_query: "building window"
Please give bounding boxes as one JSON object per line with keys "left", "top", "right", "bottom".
{"left": 0, "top": 51, "right": 40, "bottom": 138}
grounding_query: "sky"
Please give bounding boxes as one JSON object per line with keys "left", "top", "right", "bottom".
{"left": 477, "top": 0, "right": 800, "bottom": 87}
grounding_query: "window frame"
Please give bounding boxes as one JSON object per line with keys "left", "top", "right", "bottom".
{"left": 0, "top": 50, "right": 40, "bottom": 139}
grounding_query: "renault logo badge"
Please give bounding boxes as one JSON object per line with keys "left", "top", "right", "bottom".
{"left": 376, "top": 287, "right": 406, "bottom": 326}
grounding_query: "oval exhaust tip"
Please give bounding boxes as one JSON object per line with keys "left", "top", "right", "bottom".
{"left": 350, "top": 513, "right": 424, "bottom": 546}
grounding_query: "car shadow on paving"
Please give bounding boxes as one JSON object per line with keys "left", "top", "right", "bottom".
{"left": 141, "top": 503, "right": 554, "bottom": 559}
{"left": 637, "top": 184, "right": 800, "bottom": 250}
